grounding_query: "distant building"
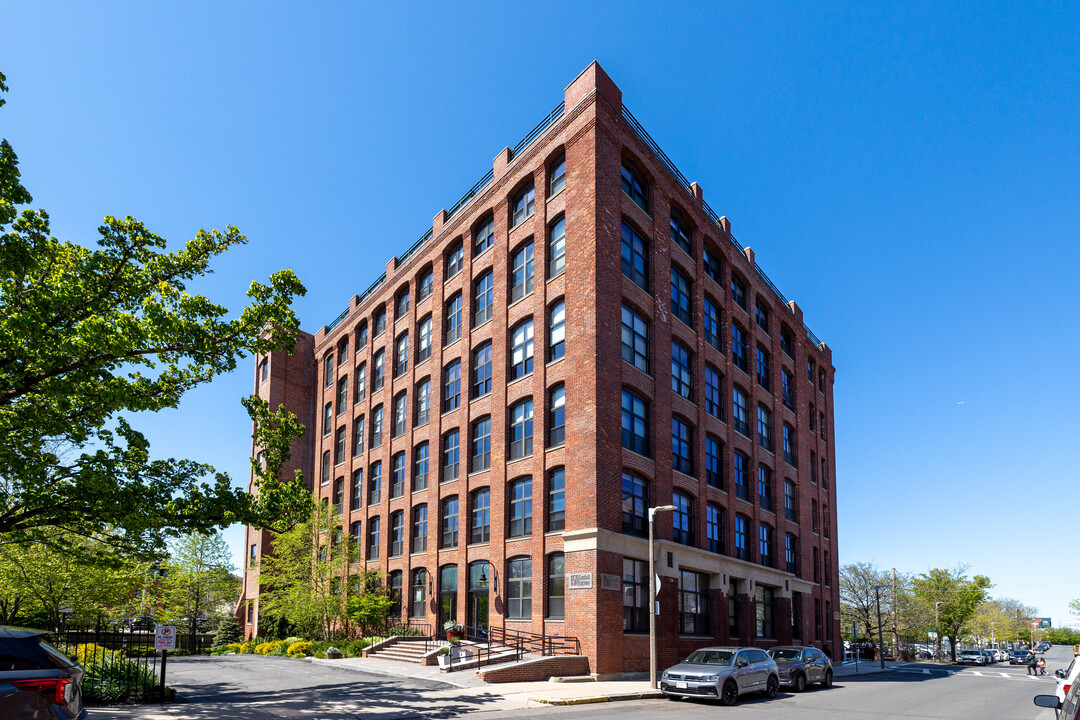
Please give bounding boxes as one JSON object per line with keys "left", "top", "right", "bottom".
{"left": 238, "top": 62, "right": 840, "bottom": 673}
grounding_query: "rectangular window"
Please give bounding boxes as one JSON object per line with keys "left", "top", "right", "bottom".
{"left": 511, "top": 185, "right": 535, "bottom": 227}
{"left": 704, "top": 365, "right": 723, "bottom": 419}
{"left": 443, "top": 360, "right": 461, "bottom": 412}
{"left": 623, "top": 558, "right": 647, "bottom": 633}
{"left": 620, "top": 221, "right": 649, "bottom": 291}
{"left": 549, "top": 155, "right": 566, "bottom": 196}
{"left": 441, "top": 497, "right": 458, "bottom": 548}
{"left": 621, "top": 389, "right": 649, "bottom": 456}
{"left": 781, "top": 326, "right": 793, "bottom": 357}
{"left": 703, "top": 296, "right": 722, "bottom": 352}
{"left": 758, "top": 465, "right": 773, "bottom": 512}
{"left": 509, "top": 399, "right": 534, "bottom": 461}
{"left": 756, "top": 585, "right": 775, "bottom": 638}
{"left": 368, "top": 461, "right": 381, "bottom": 505}
{"left": 415, "top": 378, "right": 431, "bottom": 426}
{"left": 321, "top": 450, "right": 330, "bottom": 486}
{"left": 672, "top": 490, "right": 694, "bottom": 545}
{"left": 621, "top": 304, "right": 649, "bottom": 374}
{"left": 548, "top": 300, "right": 565, "bottom": 361}
{"left": 670, "top": 211, "right": 691, "bottom": 255}
{"left": 446, "top": 243, "right": 464, "bottom": 279}
{"left": 442, "top": 430, "right": 459, "bottom": 483}
{"left": 389, "top": 511, "right": 404, "bottom": 557}
{"left": 413, "top": 442, "right": 429, "bottom": 491}
{"left": 390, "top": 452, "right": 406, "bottom": 498}
{"left": 393, "top": 392, "right": 408, "bottom": 437}
{"left": 758, "top": 405, "right": 772, "bottom": 452}
{"left": 731, "top": 275, "right": 746, "bottom": 310}
{"left": 474, "top": 271, "right": 494, "bottom": 326}
{"left": 679, "top": 570, "right": 709, "bottom": 635}
{"left": 622, "top": 472, "right": 648, "bottom": 537}
{"left": 782, "top": 369, "right": 795, "bottom": 409}
{"left": 323, "top": 403, "right": 332, "bottom": 437}
{"left": 471, "top": 416, "right": 491, "bottom": 472}
{"left": 510, "top": 320, "right": 534, "bottom": 380}
{"left": 367, "top": 516, "right": 380, "bottom": 560}
{"left": 396, "top": 289, "right": 410, "bottom": 320}
{"left": 372, "top": 350, "right": 385, "bottom": 391}
{"left": 735, "top": 515, "right": 749, "bottom": 561}
{"left": 417, "top": 268, "right": 433, "bottom": 303}
{"left": 324, "top": 353, "right": 334, "bottom": 388}
{"left": 334, "top": 426, "right": 346, "bottom": 465}
{"left": 783, "top": 424, "right": 796, "bottom": 466}
{"left": 394, "top": 333, "right": 409, "bottom": 377}
{"left": 472, "top": 342, "right": 493, "bottom": 398}
{"left": 474, "top": 217, "right": 494, "bottom": 256}
{"left": 548, "top": 468, "right": 565, "bottom": 532}
{"left": 672, "top": 417, "right": 693, "bottom": 476}
{"left": 734, "top": 451, "right": 749, "bottom": 501}
{"left": 370, "top": 405, "right": 383, "bottom": 448}
{"left": 759, "top": 524, "right": 774, "bottom": 568}
{"left": 705, "top": 435, "right": 722, "bottom": 489}
{"left": 785, "top": 534, "right": 798, "bottom": 574}
{"left": 733, "top": 387, "right": 749, "bottom": 437}
{"left": 756, "top": 347, "right": 770, "bottom": 391}
{"left": 508, "top": 477, "right": 533, "bottom": 538}
{"left": 510, "top": 241, "right": 535, "bottom": 302}
{"left": 621, "top": 162, "right": 648, "bottom": 212}
{"left": 670, "top": 267, "right": 692, "bottom": 326}
{"left": 755, "top": 299, "right": 770, "bottom": 334}
{"left": 470, "top": 488, "right": 490, "bottom": 544}
{"left": 355, "top": 363, "right": 367, "bottom": 403}
{"left": 259, "top": 359, "right": 268, "bottom": 383}
{"left": 707, "top": 504, "right": 723, "bottom": 554}
{"left": 444, "top": 294, "right": 462, "bottom": 345}
{"left": 412, "top": 505, "right": 427, "bottom": 554}
{"left": 784, "top": 480, "right": 796, "bottom": 522}
{"left": 350, "top": 469, "right": 362, "bottom": 511}
{"left": 703, "top": 246, "right": 722, "bottom": 284}
{"left": 417, "top": 316, "right": 432, "bottom": 364}
{"left": 373, "top": 307, "right": 386, "bottom": 337}
{"left": 732, "top": 324, "right": 748, "bottom": 372}
{"left": 548, "top": 217, "right": 566, "bottom": 278}
{"left": 671, "top": 340, "right": 694, "bottom": 400}
{"left": 507, "top": 557, "right": 532, "bottom": 619}
{"left": 547, "top": 553, "right": 565, "bottom": 619}
{"left": 548, "top": 385, "right": 565, "bottom": 447}
{"left": 336, "top": 377, "right": 348, "bottom": 413}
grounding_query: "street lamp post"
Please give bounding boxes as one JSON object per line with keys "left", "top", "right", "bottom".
{"left": 874, "top": 585, "right": 886, "bottom": 670}
{"left": 649, "top": 504, "right": 677, "bottom": 689}
{"left": 934, "top": 601, "right": 944, "bottom": 662}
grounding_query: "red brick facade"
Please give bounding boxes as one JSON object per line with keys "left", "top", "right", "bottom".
{"left": 238, "top": 62, "right": 841, "bottom": 672}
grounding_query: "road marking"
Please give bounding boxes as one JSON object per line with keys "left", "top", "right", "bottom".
{"left": 973, "top": 671, "right": 983, "bottom": 676}
{"left": 999, "top": 673, "right": 1009, "bottom": 678}
{"left": 922, "top": 669, "right": 930, "bottom": 675}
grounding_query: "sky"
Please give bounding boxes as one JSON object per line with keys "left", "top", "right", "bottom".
{"left": 4, "top": 2, "right": 1079, "bottom": 628}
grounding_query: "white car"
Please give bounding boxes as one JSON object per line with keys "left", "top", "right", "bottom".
{"left": 957, "top": 649, "right": 986, "bottom": 665}
{"left": 1057, "top": 656, "right": 1080, "bottom": 705}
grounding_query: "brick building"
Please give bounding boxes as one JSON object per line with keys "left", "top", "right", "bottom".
{"left": 238, "top": 62, "right": 841, "bottom": 673}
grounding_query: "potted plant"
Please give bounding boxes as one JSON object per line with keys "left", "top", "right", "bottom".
{"left": 437, "top": 645, "right": 452, "bottom": 668}
{"left": 443, "top": 619, "right": 462, "bottom": 642}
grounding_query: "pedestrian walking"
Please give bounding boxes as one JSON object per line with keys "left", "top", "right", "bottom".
{"left": 1027, "top": 653, "right": 1038, "bottom": 675}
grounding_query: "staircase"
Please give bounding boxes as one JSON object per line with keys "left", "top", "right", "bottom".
{"left": 366, "top": 638, "right": 432, "bottom": 664}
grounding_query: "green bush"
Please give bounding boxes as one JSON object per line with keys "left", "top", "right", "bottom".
{"left": 283, "top": 636, "right": 304, "bottom": 647}
{"left": 83, "top": 657, "right": 164, "bottom": 704}
{"left": 287, "top": 641, "right": 313, "bottom": 657}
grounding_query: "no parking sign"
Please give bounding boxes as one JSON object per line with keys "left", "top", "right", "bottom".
{"left": 155, "top": 625, "right": 176, "bottom": 652}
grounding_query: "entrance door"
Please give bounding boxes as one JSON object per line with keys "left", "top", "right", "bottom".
{"left": 468, "top": 562, "right": 490, "bottom": 635}
{"left": 438, "top": 565, "right": 458, "bottom": 632}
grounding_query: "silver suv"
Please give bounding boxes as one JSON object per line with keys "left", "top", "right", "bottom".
{"left": 767, "top": 646, "right": 834, "bottom": 691}
{"left": 660, "top": 646, "right": 780, "bottom": 705}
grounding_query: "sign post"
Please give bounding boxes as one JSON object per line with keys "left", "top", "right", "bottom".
{"left": 154, "top": 625, "right": 175, "bottom": 702}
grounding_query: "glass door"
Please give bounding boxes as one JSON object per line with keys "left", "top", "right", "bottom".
{"left": 438, "top": 564, "right": 458, "bottom": 632}
{"left": 468, "top": 562, "right": 490, "bottom": 636}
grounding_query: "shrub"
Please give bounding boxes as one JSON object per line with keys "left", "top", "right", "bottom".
{"left": 286, "top": 641, "right": 313, "bottom": 657}
{"left": 82, "top": 657, "right": 163, "bottom": 704}
{"left": 255, "top": 640, "right": 287, "bottom": 655}
{"left": 239, "top": 641, "right": 258, "bottom": 654}
{"left": 70, "top": 643, "right": 121, "bottom": 666}
{"left": 283, "top": 636, "right": 304, "bottom": 647}
{"left": 211, "top": 615, "right": 243, "bottom": 652}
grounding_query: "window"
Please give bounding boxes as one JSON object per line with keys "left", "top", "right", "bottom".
{"left": 810, "top": 450, "right": 817, "bottom": 483}
{"left": 442, "top": 360, "right": 461, "bottom": 412}
{"left": 620, "top": 221, "right": 649, "bottom": 291}
{"left": 390, "top": 452, "right": 406, "bottom": 498}
{"left": 820, "top": 412, "right": 828, "bottom": 443}
{"left": 442, "top": 430, "right": 459, "bottom": 483}
{"left": 415, "top": 378, "right": 431, "bottom": 426}
{"left": 470, "top": 416, "right": 491, "bottom": 472}
{"left": 825, "top": 550, "right": 831, "bottom": 585}
{"left": 813, "top": 547, "right": 820, "bottom": 583}
{"left": 672, "top": 416, "right": 693, "bottom": 476}
{"left": 367, "top": 516, "right": 380, "bottom": 560}
{"left": 735, "top": 514, "right": 750, "bottom": 560}
{"left": 511, "top": 185, "right": 535, "bottom": 227}
{"left": 810, "top": 403, "right": 817, "bottom": 432}
{"left": 819, "top": 368, "right": 826, "bottom": 393}
{"left": 412, "top": 505, "right": 427, "bottom": 554}
{"left": 733, "top": 386, "right": 749, "bottom": 437}
{"left": 510, "top": 319, "right": 534, "bottom": 380}
{"left": 247, "top": 601, "right": 254, "bottom": 625}
{"left": 679, "top": 570, "right": 709, "bottom": 635}
{"left": 333, "top": 476, "right": 344, "bottom": 515}
{"left": 356, "top": 321, "right": 369, "bottom": 350}
{"left": 417, "top": 267, "right": 433, "bottom": 303}
{"left": 672, "top": 490, "right": 694, "bottom": 545}
{"left": 785, "top": 534, "right": 798, "bottom": 574}
{"left": 355, "top": 363, "right": 367, "bottom": 403}
{"left": 812, "top": 499, "right": 818, "bottom": 533}
{"left": 372, "top": 350, "right": 385, "bottom": 391}
{"left": 807, "top": 357, "right": 815, "bottom": 383}
{"left": 780, "top": 325, "right": 793, "bottom": 357}
{"left": 508, "top": 476, "right": 533, "bottom": 538}
{"left": 373, "top": 306, "right": 387, "bottom": 337}
{"left": 548, "top": 299, "right": 565, "bottom": 361}
{"left": 370, "top": 405, "right": 383, "bottom": 448}
{"left": 446, "top": 242, "right": 464, "bottom": 279}
{"left": 703, "top": 296, "right": 722, "bottom": 352}
{"left": 413, "top": 442, "right": 429, "bottom": 492}
{"left": 755, "top": 299, "right": 770, "bottom": 333}
{"left": 387, "top": 570, "right": 403, "bottom": 617}
{"left": 621, "top": 161, "right": 648, "bottom": 212}
{"left": 441, "top": 496, "right": 459, "bottom": 548}
{"left": 732, "top": 323, "right": 748, "bottom": 372}
{"left": 734, "top": 450, "right": 749, "bottom": 501}
{"left": 547, "top": 553, "right": 565, "bottom": 619}
{"left": 259, "top": 358, "right": 268, "bottom": 383}
{"left": 470, "top": 488, "right": 490, "bottom": 544}
{"left": 507, "top": 556, "right": 532, "bottom": 619}
{"left": 392, "top": 392, "right": 407, "bottom": 438}
{"left": 548, "top": 154, "right": 566, "bottom": 196}
{"left": 324, "top": 353, "right": 334, "bottom": 388}
{"left": 823, "top": 504, "right": 831, "bottom": 539}
{"left": 621, "top": 389, "right": 650, "bottom": 456}
{"left": 509, "top": 399, "right": 534, "bottom": 460}
{"left": 444, "top": 293, "right": 462, "bottom": 345}
{"left": 621, "top": 304, "right": 649, "bottom": 373}
{"left": 815, "top": 596, "right": 822, "bottom": 639}
{"left": 249, "top": 543, "right": 257, "bottom": 565}
{"left": 623, "top": 558, "right": 647, "bottom": 632}
{"left": 510, "top": 240, "right": 535, "bottom": 302}
{"left": 671, "top": 340, "right": 694, "bottom": 400}
{"left": 353, "top": 416, "right": 364, "bottom": 456}
{"left": 548, "top": 384, "right": 566, "bottom": 447}
{"left": 389, "top": 511, "right": 405, "bottom": 557}
{"left": 670, "top": 267, "right": 692, "bottom": 326}
{"left": 783, "top": 424, "right": 796, "bottom": 466}
{"left": 548, "top": 467, "right": 565, "bottom": 531}
{"left": 758, "top": 405, "right": 772, "bottom": 451}
{"left": 323, "top": 402, "right": 332, "bottom": 436}
{"left": 670, "top": 210, "right": 691, "bottom": 255}
{"left": 756, "top": 347, "right": 770, "bottom": 391}
{"left": 410, "top": 568, "right": 427, "bottom": 617}
{"left": 334, "top": 426, "right": 346, "bottom": 465}
{"left": 417, "top": 315, "right": 432, "bottom": 364}
{"left": 471, "top": 342, "right": 493, "bottom": 398}
{"left": 756, "top": 585, "right": 775, "bottom": 638}
{"left": 707, "top": 504, "right": 724, "bottom": 553}
{"left": 703, "top": 245, "right": 722, "bottom": 284}
{"left": 368, "top": 461, "right": 382, "bottom": 504}
{"left": 394, "top": 333, "right": 409, "bottom": 377}
{"left": 704, "top": 365, "right": 723, "bottom": 419}
{"left": 706, "top": 435, "right": 722, "bottom": 489}
{"left": 758, "top": 465, "right": 773, "bottom": 512}
{"left": 474, "top": 271, "right": 493, "bottom": 326}
{"left": 822, "top": 455, "right": 829, "bottom": 490}
{"left": 548, "top": 216, "right": 566, "bottom": 277}
{"left": 728, "top": 581, "right": 739, "bottom": 637}
{"left": 350, "top": 469, "right": 362, "bottom": 511}
{"left": 622, "top": 472, "right": 648, "bottom": 536}
{"left": 396, "top": 288, "right": 410, "bottom": 321}
{"left": 474, "top": 216, "right": 494, "bottom": 257}
{"left": 731, "top": 274, "right": 747, "bottom": 310}
{"left": 782, "top": 369, "right": 795, "bottom": 409}
{"left": 351, "top": 520, "right": 363, "bottom": 558}
{"left": 784, "top": 480, "right": 797, "bottom": 522}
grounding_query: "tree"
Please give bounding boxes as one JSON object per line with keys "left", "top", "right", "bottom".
{"left": 346, "top": 572, "right": 393, "bottom": 637}
{"left": 839, "top": 561, "right": 890, "bottom": 642}
{"left": 211, "top": 613, "right": 243, "bottom": 651}
{"left": 912, "top": 566, "right": 992, "bottom": 662}
{"left": 0, "top": 70, "right": 311, "bottom": 550}
{"left": 153, "top": 532, "right": 241, "bottom": 650}
{"left": 1070, "top": 598, "right": 1080, "bottom": 618}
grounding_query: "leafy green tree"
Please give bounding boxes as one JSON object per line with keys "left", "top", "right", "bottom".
{"left": 346, "top": 572, "right": 393, "bottom": 637}
{"left": 0, "top": 70, "right": 310, "bottom": 551}
{"left": 153, "top": 532, "right": 240, "bottom": 650}
{"left": 1070, "top": 598, "right": 1080, "bottom": 618}
{"left": 912, "top": 565, "right": 991, "bottom": 661}
{"left": 839, "top": 561, "right": 890, "bottom": 641}
{"left": 210, "top": 613, "right": 243, "bottom": 651}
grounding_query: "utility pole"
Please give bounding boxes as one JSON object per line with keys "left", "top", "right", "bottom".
{"left": 874, "top": 586, "right": 886, "bottom": 669}
{"left": 934, "top": 601, "right": 944, "bottom": 662}
{"left": 891, "top": 568, "right": 899, "bottom": 660}
{"left": 648, "top": 505, "right": 676, "bottom": 689}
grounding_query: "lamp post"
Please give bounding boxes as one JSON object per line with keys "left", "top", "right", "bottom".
{"left": 874, "top": 585, "right": 886, "bottom": 669}
{"left": 649, "top": 504, "right": 677, "bottom": 689}
{"left": 934, "top": 601, "right": 944, "bottom": 662}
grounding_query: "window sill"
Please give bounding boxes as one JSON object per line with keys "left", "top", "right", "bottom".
{"left": 506, "top": 455, "right": 533, "bottom": 466}
{"left": 547, "top": 187, "right": 565, "bottom": 203}
{"left": 467, "top": 541, "right": 490, "bottom": 549}
{"left": 507, "top": 373, "right": 532, "bottom": 388}
{"left": 547, "top": 270, "right": 565, "bottom": 284}
{"left": 506, "top": 535, "right": 533, "bottom": 543}
{"left": 470, "top": 392, "right": 492, "bottom": 404}
{"left": 545, "top": 444, "right": 565, "bottom": 453}
{"left": 411, "top": 487, "right": 428, "bottom": 495}
{"left": 468, "top": 468, "right": 490, "bottom": 478}
{"left": 621, "top": 447, "right": 653, "bottom": 463}
{"left": 546, "top": 355, "right": 564, "bottom": 368}
{"left": 443, "top": 337, "right": 462, "bottom": 351}
{"left": 508, "top": 290, "right": 535, "bottom": 311}
{"left": 473, "top": 317, "right": 492, "bottom": 332}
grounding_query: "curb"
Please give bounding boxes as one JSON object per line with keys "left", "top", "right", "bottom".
{"left": 530, "top": 690, "right": 664, "bottom": 705}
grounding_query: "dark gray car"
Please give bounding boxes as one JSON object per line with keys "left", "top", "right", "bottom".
{"left": 766, "top": 645, "right": 834, "bottom": 691}
{"left": 660, "top": 646, "right": 780, "bottom": 705}
{"left": 0, "top": 626, "right": 86, "bottom": 719}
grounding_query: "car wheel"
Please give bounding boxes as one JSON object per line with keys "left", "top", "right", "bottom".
{"left": 766, "top": 675, "right": 780, "bottom": 698}
{"left": 793, "top": 673, "right": 807, "bottom": 692}
{"left": 720, "top": 680, "right": 739, "bottom": 706}
{"left": 821, "top": 669, "right": 833, "bottom": 688}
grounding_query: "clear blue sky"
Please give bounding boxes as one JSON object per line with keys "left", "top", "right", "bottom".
{"left": 5, "top": 2, "right": 1078, "bottom": 628}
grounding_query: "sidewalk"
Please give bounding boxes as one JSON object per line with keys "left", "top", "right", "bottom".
{"left": 834, "top": 659, "right": 901, "bottom": 677}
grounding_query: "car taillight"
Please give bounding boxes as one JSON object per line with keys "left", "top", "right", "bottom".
{"left": 12, "top": 677, "right": 74, "bottom": 705}
{"left": 1065, "top": 683, "right": 1071, "bottom": 693}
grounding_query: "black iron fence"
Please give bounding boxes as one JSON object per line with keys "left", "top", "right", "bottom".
{"left": 48, "top": 629, "right": 166, "bottom": 704}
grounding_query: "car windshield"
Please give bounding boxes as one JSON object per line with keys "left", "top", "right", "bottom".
{"left": 768, "top": 648, "right": 802, "bottom": 660}
{"left": 684, "top": 650, "right": 735, "bottom": 666}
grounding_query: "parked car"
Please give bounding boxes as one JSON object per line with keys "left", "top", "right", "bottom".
{"left": 0, "top": 626, "right": 86, "bottom": 719}
{"left": 1055, "top": 655, "right": 1080, "bottom": 706}
{"left": 129, "top": 616, "right": 154, "bottom": 632}
{"left": 979, "top": 649, "right": 997, "bottom": 665}
{"left": 1037, "top": 670, "right": 1080, "bottom": 720}
{"left": 1011, "top": 649, "right": 1032, "bottom": 665}
{"left": 660, "top": 646, "right": 781, "bottom": 705}
{"left": 957, "top": 649, "right": 986, "bottom": 665}
{"left": 766, "top": 646, "right": 833, "bottom": 691}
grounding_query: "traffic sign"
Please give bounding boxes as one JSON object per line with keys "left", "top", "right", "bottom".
{"left": 154, "top": 625, "right": 176, "bottom": 651}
